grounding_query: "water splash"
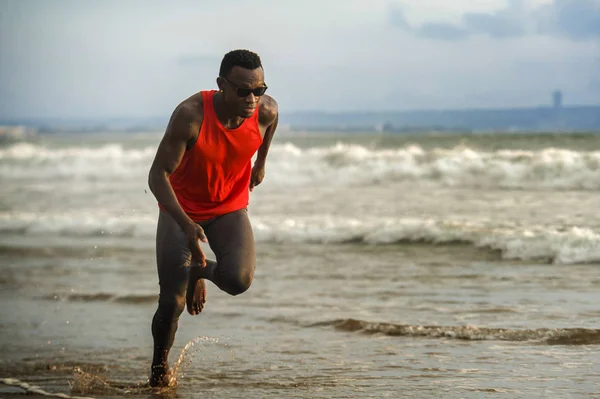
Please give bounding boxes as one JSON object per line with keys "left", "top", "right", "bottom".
{"left": 168, "top": 336, "right": 222, "bottom": 386}
{"left": 0, "top": 337, "right": 226, "bottom": 397}
{"left": 67, "top": 336, "right": 222, "bottom": 396}
{"left": 70, "top": 367, "right": 149, "bottom": 396}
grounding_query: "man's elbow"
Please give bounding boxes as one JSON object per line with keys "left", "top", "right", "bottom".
{"left": 148, "top": 166, "right": 161, "bottom": 194}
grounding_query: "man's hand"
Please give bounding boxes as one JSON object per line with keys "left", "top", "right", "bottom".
{"left": 184, "top": 222, "right": 208, "bottom": 267}
{"left": 250, "top": 164, "right": 265, "bottom": 192}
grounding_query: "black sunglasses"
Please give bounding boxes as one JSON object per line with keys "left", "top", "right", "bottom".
{"left": 220, "top": 77, "right": 268, "bottom": 98}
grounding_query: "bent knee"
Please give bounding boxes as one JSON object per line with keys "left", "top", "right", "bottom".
{"left": 223, "top": 270, "right": 253, "bottom": 296}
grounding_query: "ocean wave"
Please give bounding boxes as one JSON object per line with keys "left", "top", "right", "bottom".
{"left": 253, "top": 215, "right": 600, "bottom": 264}
{"left": 2, "top": 142, "right": 600, "bottom": 189}
{"left": 2, "top": 212, "right": 599, "bottom": 264}
{"left": 266, "top": 143, "right": 600, "bottom": 190}
{"left": 313, "top": 319, "right": 600, "bottom": 345}
{"left": 0, "top": 211, "right": 155, "bottom": 238}
{"left": 43, "top": 293, "right": 157, "bottom": 304}
{"left": 0, "top": 143, "right": 154, "bottom": 181}
{"left": 0, "top": 377, "right": 96, "bottom": 399}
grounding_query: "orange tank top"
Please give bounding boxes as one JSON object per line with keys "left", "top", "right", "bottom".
{"left": 164, "top": 90, "right": 263, "bottom": 221}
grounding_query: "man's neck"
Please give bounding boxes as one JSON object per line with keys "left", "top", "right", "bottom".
{"left": 213, "top": 92, "right": 244, "bottom": 129}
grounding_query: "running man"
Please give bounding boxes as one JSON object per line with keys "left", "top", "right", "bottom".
{"left": 147, "top": 49, "right": 279, "bottom": 387}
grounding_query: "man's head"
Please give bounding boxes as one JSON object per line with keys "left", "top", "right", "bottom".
{"left": 217, "top": 49, "right": 267, "bottom": 118}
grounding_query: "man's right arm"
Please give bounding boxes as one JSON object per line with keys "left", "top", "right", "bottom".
{"left": 148, "top": 104, "right": 208, "bottom": 264}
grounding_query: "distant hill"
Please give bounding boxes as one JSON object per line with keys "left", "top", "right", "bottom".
{"left": 1, "top": 105, "right": 599, "bottom": 133}
{"left": 0, "top": 117, "right": 169, "bottom": 133}
{"left": 280, "top": 105, "right": 600, "bottom": 133}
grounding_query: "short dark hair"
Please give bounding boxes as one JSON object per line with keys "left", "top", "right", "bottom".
{"left": 219, "top": 49, "right": 262, "bottom": 78}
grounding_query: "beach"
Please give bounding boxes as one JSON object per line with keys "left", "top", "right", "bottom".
{"left": 1, "top": 131, "right": 599, "bottom": 398}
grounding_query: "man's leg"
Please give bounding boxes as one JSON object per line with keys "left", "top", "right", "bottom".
{"left": 150, "top": 210, "right": 192, "bottom": 387}
{"left": 186, "top": 208, "right": 256, "bottom": 314}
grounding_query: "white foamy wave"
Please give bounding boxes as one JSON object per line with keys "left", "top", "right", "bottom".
{"left": 0, "top": 211, "right": 156, "bottom": 238}
{"left": 2, "top": 142, "right": 600, "bottom": 189}
{"left": 0, "top": 377, "right": 95, "bottom": 399}
{"left": 320, "top": 319, "right": 600, "bottom": 345}
{"left": 2, "top": 211, "right": 599, "bottom": 264}
{"left": 0, "top": 143, "right": 155, "bottom": 180}
{"left": 253, "top": 215, "right": 600, "bottom": 264}
{"left": 266, "top": 143, "right": 600, "bottom": 190}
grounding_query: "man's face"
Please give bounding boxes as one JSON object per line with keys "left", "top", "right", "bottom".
{"left": 218, "top": 66, "right": 267, "bottom": 118}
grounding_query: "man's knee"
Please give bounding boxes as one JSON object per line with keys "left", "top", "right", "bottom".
{"left": 157, "top": 295, "right": 186, "bottom": 319}
{"left": 222, "top": 268, "right": 253, "bottom": 296}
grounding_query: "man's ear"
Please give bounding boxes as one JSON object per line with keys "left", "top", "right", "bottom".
{"left": 216, "top": 77, "right": 225, "bottom": 92}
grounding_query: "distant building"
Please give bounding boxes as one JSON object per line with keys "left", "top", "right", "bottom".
{"left": 553, "top": 90, "right": 563, "bottom": 109}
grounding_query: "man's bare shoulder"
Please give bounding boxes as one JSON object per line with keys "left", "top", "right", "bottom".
{"left": 259, "top": 94, "right": 278, "bottom": 126}
{"left": 166, "top": 92, "right": 204, "bottom": 140}
{"left": 173, "top": 92, "right": 204, "bottom": 123}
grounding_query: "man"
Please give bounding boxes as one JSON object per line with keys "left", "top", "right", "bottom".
{"left": 147, "top": 49, "right": 279, "bottom": 387}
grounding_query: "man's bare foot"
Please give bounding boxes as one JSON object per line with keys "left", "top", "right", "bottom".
{"left": 149, "top": 364, "right": 170, "bottom": 388}
{"left": 186, "top": 270, "right": 207, "bottom": 315}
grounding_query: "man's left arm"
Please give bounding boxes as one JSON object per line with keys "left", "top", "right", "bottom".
{"left": 251, "top": 96, "right": 279, "bottom": 191}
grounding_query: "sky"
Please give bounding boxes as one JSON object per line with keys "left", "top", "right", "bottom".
{"left": 1, "top": 0, "right": 599, "bottom": 119}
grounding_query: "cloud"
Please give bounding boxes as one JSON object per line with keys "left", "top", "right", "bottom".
{"left": 1, "top": 0, "right": 598, "bottom": 119}
{"left": 388, "top": 6, "right": 467, "bottom": 40}
{"left": 390, "top": 0, "right": 600, "bottom": 41}
{"left": 547, "top": 0, "right": 600, "bottom": 39}
{"left": 462, "top": 8, "right": 528, "bottom": 38}
{"left": 417, "top": 23, "right": 469, "bottom": 41}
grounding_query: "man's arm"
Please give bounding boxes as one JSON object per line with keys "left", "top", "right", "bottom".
{"left": 251, "top": 96, "right": 279, "bottom": 191}
{"left": 148, "top": 103, "right": 208, "bottom": 264}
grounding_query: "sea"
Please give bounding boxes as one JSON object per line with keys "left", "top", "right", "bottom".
{"left": 1, "top": 130, "right": 599, "bottom": 398}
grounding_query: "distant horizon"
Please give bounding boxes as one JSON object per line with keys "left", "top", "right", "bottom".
{"left": 2, "top": 102, "right": 600, "bottom": 124}
{"left": 2, "top": 102, "right": 599, "bottom": 134}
